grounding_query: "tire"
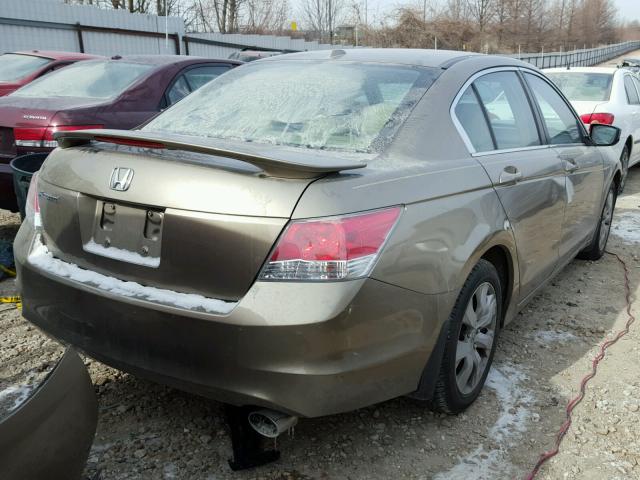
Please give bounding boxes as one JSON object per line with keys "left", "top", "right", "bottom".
{"left": 578, "top": 182, "right": 616, "bottom": 261}
{"left": 618, "top": 146, "right": 630, "bottom": 194}
{"left": 431, "top": 259, "right": 502, "bottom": 414}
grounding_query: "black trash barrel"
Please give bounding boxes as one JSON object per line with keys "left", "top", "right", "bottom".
{"left": 10, "top": 153, "right": 48, "bottom": 219}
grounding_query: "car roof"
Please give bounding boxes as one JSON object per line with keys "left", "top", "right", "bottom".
{"left": 544, "top": 66, "right": 618, "bottom": 74}
{"left": 259, "top": 48, "right": 488, "bottom": 68}
{"left": 102, "top": 55, "right": 241, "bottom": 66}
{"left": 12, "top": 50, "right": 101, "bottom": 61}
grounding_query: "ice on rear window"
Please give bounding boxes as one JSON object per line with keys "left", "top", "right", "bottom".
{"left": 144, "top": 60, "right": 438, "bottom": 154}
{"left": 0, "top": 53, "right": 51, "bottom": 82}
{"left": 28, "top": 236, "right": 236, "bottom": 315}
{"left": 12, "top": 60, "right": 153, "bottom": 99}
{"left": 546, "top": 72, "right": 613, "bottom": 102}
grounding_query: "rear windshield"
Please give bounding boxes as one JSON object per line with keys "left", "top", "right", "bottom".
{"left": 12, "top": 60, "right": 154, "bottom": 99}
{"left": 0, "top": 54, "right": 51, "bottom": 82}
{"left": 546, "top": 72, "right": 613, "bottom": 102}
{"left": 144, "top": 60, "right": 438, "bottom": 153}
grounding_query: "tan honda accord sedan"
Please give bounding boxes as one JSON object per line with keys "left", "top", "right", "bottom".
{"left": 14, "top": 49, "right": 621, "bottom": 419}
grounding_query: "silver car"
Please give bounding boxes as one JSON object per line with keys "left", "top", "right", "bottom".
{"left": 14, "top": 50, "right": 621, "bottom": 423}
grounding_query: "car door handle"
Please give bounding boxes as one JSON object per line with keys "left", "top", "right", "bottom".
{"left": 562, "top": 157, "right": 579, "bottom": 172}
{"left": 498, "top": 166, "right": 522, "bottom": 185}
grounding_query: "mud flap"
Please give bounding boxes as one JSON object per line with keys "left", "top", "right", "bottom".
{"left": 407, "top": 320, "right": 449, "bottom": 402}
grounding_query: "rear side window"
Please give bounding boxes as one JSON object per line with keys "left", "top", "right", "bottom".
{"left": 525, "top": 73, "right": 584, "bottom": 145}
{"left": 454, "top": 88, "right": 494, "bottom": 152}
{"left": 624, "top": 76, "right": 640, "bottom": 105}
{"left": 545, "top": 72, "right": 612, "bottom": 102}
{"left": 474, "top": 72, "right": 540, "bottom": 150}
{"left": 167, "top": 75, "right": 191, "bottom": 105}
{"left": 184, "top": 65, "right": 230, "bottom": 90}
{"left": 165, "top": 65, "right": 231, "bottom": 107}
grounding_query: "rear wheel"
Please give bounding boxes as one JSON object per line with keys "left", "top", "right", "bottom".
{"left": 431, "top": 259, "right": 501, "bottom": 414}
{"left": 619, "top": 146, "right": 630, "bottom": 193}
{"left": 578, "top": 182, "right": 616, "bottom": 261}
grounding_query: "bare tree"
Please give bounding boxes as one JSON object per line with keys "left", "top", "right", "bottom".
{"left": 467, "top": 0, "right": 494, "bottom": 32}
{"left": 244, "top": 0, "right": 289, "bottom": 33}
{"left": 302, "top": 0, "right": 346, "bottom": 43}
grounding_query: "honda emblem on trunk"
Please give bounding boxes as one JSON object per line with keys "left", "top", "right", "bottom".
{"left": 110, "top": 167, "right": 134, "bottom": 191}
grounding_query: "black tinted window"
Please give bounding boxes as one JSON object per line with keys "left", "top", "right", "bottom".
{"left": 624, "top": 76, "right": 640, "bottom": 105}
{"left": 455, "top": 87, "right": 494, "bottom": 152}
{"left": 525, "top": 73, "right": 584, "bottom": 145}
{"left": 474, "top": 72, "right": 540, "bottom": 150}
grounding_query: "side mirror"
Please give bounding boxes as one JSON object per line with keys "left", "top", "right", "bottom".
{"left": 590, "top": 124, "right": 621, "bottom": 147}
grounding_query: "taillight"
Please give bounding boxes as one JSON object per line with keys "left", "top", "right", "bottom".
{"left": 259, "top": 207, "right": 402, "bottom": 281}
{"left": 580, "top": 113, "right": 615, "bottom": 125}
{"left": 25, "top": 172, "right": 41, "bottom": 228}
{"left": 14, "top": 125, "right": 103, "bottom": 148}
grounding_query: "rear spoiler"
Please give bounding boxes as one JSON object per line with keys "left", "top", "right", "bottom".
{"left": 55, "top": 129, "right": 367, "bottom": 178}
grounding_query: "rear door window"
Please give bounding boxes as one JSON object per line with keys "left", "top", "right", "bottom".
{"left": 454, "top": 87, "right": 494, "bottom": 152}
{"left": 524, "top": 73, "right": 584, "bottom": 145}
{"left": 473, "top": 71, "right": 541, "bottom": 150}
{"left": 624, "top": 75, "right": 640, "bottom": 105}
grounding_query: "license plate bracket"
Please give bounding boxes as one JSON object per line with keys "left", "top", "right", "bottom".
{"left": 84, "top": 200, "right": 164, "bottom": 268}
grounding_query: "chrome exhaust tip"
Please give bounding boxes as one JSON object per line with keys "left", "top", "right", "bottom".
{"left": 247, "top": 409, "right": 298, "bottom": 438}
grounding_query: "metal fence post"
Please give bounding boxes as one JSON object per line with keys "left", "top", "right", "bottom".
{"left": 75, "top": 22, "right": 85, "bottom": 53}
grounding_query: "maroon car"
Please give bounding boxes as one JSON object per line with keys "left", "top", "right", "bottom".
{"left": 0, "top": 50, "right": 100, "bottom": 97}
{"left": 0, "top": 55, "right": 241, "bottom": 211}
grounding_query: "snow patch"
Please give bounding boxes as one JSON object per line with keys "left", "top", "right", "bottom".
{"left": 611, "top": 211, "right": 640, "bottom": 244}
{"left": 530, "top": 329, "right": 576, "bottom": 345}
{"left": 28, "top": 236, "right": 236, "bottom": 315}
{"left": 0, "top": 385, "right": 34, "bottom": 413}
{"left": 485, "top": 364, "right": 534, "bottom": 443}
{"left": 84, "top": 239, "right": 160, "bottom": 268}
{"left": 434, "top": 364, "right": 534, "bottom": 480}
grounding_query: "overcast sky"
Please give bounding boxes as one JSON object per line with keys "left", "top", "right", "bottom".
{"left": 615, "top": 0, "right": 640, "bottom": 22}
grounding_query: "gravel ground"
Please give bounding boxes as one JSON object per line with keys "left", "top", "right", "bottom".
{"left": 1, "top": 168, "right": 639, "bottom": 480}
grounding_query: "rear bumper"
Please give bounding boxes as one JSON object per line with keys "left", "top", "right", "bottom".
{"left": 15, "top": 224, "right": 446, "bottom": 417}
{"left": 0, "top": 163, "right": 17, "bottom": 212}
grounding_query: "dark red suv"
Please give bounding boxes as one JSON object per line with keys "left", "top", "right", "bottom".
{"left": 0, "top": 55, "right": 241, "bottom": 211}
{"left": 0, "top": 51, "right": 100, "bottom": 97}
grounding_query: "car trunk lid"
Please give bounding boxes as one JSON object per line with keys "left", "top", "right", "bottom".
{"left": 571, "top": 100, "right": 607, "bottom": 118}
{"left": 35, "top": 134, "right": 367, "bottom": 302}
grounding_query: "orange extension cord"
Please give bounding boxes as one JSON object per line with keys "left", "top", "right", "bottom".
{"left": 524, "top": 252, "right": 636, "bottom": 479}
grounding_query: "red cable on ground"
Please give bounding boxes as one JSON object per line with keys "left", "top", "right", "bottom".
{"left": 524, "top": 251, "right": 636, "bottom": 480}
